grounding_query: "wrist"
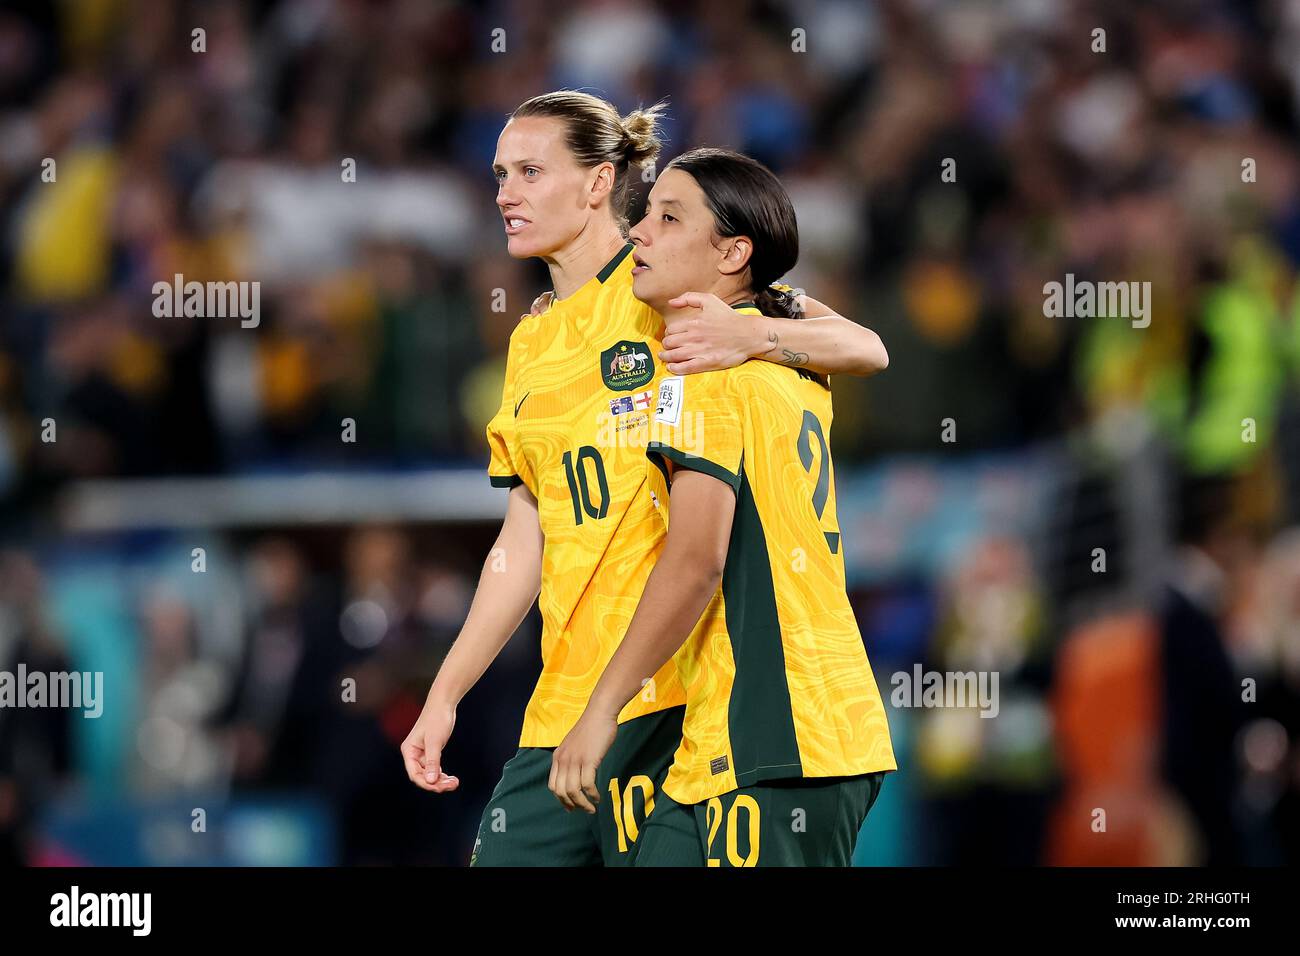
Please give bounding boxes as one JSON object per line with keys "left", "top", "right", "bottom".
{"left": 426, "top": 684, "right": 460, "bottom": 712}
{"left": 587, "top": 688, "right": 625, "bottom": 722}
{"left": 753, "top": 316, "right": 777, "bottom": 359}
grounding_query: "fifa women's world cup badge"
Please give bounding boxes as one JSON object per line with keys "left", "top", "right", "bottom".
{"left": 600, "top": 340, "right": 655, "bottom": 391}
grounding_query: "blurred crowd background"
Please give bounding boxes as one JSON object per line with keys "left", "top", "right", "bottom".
{"left": 1, "top": 0, "right": 1299, "bottom": 865}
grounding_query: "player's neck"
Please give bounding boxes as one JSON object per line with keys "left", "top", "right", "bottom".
{"left": 544, "top": 226, "right": 628, "bottom": 300}
{"left": 659, "top": 286, "right": 752, "bottom": 321}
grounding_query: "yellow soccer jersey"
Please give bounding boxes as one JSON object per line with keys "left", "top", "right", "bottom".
{"left": 645, "top": 304, "right": 897, "bottom": 804}
{"left": 485, "top": 243, "right": 687, "bottom": 747}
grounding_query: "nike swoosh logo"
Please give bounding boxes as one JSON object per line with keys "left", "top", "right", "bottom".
{"left": 514, "top": 391, "right": 531, "bottom": 417}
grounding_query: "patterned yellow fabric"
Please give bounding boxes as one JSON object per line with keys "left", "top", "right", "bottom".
{"left": 645, "top": 307, "right": 897, "bottom": 804}
{"left": 486, "top": 244, "right": 687, "bottom": 747}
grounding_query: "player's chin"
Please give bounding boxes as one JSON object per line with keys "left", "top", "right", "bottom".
{"left": 631, "top": 271, "right": 660, "bottom": 304}
{"left": 505, "top": 231, "right": 547, "bottom": 259}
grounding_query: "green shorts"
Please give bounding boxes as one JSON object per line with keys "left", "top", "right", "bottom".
{"left": 470, "top": 705, "right": 685, "bottom": 866}
{"left": 630, "top": 771, "right": 888, "bottom": 867}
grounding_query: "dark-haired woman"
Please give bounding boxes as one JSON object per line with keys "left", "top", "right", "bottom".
{"left": 400, "top": 92, "right": 886, "bottom": 866}
{"left": 551, "top": 148, "right": 896, "bottom": 866}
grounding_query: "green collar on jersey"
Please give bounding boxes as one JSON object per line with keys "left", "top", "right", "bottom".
{"left": 597, "top": 243, "right": 634, "bottom": 283}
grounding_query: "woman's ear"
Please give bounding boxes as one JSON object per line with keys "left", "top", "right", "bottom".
{"left": 588, "top": 161, "right": 616, "bottom": 208}
{"left": 718, "top": 236, "right": 753, "bottom": 277}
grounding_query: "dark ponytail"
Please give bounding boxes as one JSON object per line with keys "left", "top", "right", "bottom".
{"left": 754, "top": 281, "right": 803, "bottom": 320}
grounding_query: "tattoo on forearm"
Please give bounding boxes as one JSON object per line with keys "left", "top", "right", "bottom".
{"left": 766, "top": 329, "right": 809, "bottom": 367}
{"left": 781, "top": 348, "right": 810, "bottom": 367}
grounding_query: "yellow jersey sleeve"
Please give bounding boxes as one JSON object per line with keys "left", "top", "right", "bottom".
{"left": 485, "top": 324, "right": 528, "bottom": 491}
{"left": 645, "top": 369, "right": 745, "bottom": 492}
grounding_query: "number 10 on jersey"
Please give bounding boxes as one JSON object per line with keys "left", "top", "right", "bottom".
{"left": 562, "top": 446, "right": 609, "bottom": 525}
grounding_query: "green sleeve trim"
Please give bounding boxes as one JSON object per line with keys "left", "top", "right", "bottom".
{"left": 649, "top": 450, "right": 670, "bottom": 485}
{"left": 489, "top": 474, "right": 523, "bottom": 488}
{"left": 646, "top": 442, "right": 740, "bottom": 493}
